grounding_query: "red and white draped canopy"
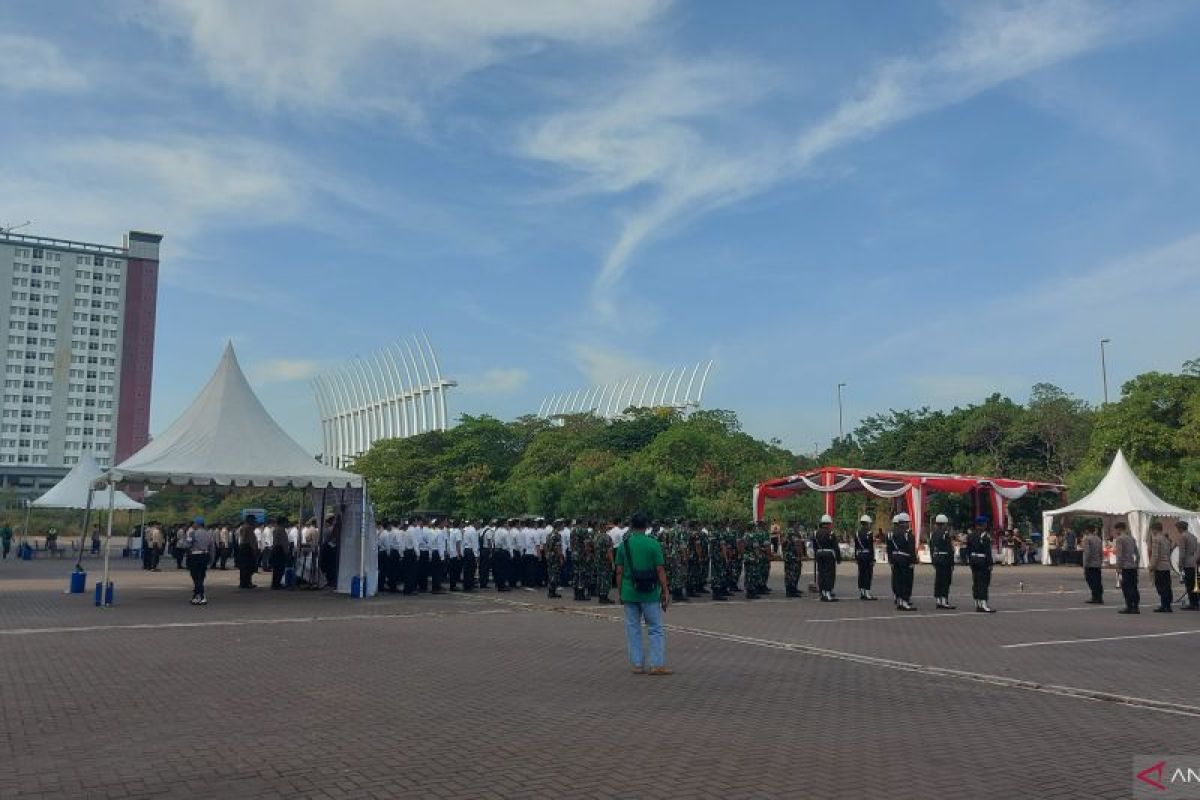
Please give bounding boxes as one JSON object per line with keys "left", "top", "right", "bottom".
{"left": 753, "top": 466, "right": 1066, "bottom": 541}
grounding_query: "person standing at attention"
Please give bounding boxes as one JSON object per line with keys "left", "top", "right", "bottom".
{"left": 1114, "top": 521, "right": 1140, "bottom": 614}
{"left": 1080, "top": 523, "right": 1104, "bottom": 604}
{"left": 186, "top": 517, "right": 216, "bottom": 605}
{"left": 614, "top": 512, "right": 670, "bottom": 675}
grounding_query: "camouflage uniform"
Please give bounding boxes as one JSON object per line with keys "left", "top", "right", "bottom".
{"left": 545, "top": 528, "right": 564, "bottom": 598}
{"left": 667, "top": 525, "right": 688, "bottom": 600}
{"left": 707, "top": 528, "right": 729, "bottom": 600}
{"left": 725, "top": 528, "right": 742, "bottom": 592}
{"left": 782, "top": 527, "right": 804, "bottom": 597}
{"left": 592, "top": 529, "right": 614, "bottom": 603}
{"left": 570, "top": 526, "right": 591, "bottom": 600}
{"left": 741, "top": 528, "right": 761, "bottom": 598}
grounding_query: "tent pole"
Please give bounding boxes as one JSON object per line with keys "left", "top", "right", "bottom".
{"left": 21, "top": 499, "right": 32, "bottom": 551}
{"left": 75, "top": 488, "right": 95, "bottom": 570}
{"left": 314, "top": 489, "right": 327, "bottom": 587}
{"left": 99, "top": 484, "right": 115, "bottom": 607}
{"left": 358, "top": 484, "right": 367, "bottom": 598}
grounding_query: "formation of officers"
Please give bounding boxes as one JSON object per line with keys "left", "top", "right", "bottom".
{"left": 369, "top": 511, "right": 1002, "bottom": 612}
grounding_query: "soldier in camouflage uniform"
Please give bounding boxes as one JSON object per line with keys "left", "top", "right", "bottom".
{"left": 545, "top": 522, "right": 565, "bottom": 599}
{"left": 592, "top": 526, "right": 614, "bottom": 604}
{"left": 707, "top": 525, "right": 730, "bottom": 601}
{"left": 782, "top": 523, "right": 805, "bottom": 598}
{"left": 570, "top": 522, "right": 591, "bottom": 601}
{"left": 740, "top": 523, "right": 761, "bottom": 599}
{"left": 753, "top": 522, "right": 772, "bottom": 595}
{"left": 725, "top": 523, "right": 742, "bottom": 593}
{"left": 667, "top": 520, "right": 689, "bottom": 603}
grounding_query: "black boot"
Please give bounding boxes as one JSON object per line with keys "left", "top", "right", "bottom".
{"left": 548, "top": 587, "right": 561, "bottom": 599}
{"left": 573, "top": 587, "right": 585, "bottom": 601}
{"left": 598, "top": 594, "right": 614, "bottom": 605}
{"left": 785, "top": 588, "right": 800, "bottom": 598}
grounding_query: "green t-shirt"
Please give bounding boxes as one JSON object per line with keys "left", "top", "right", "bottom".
{"left": 615, "top": 531, "right": 664, "bottom": 603}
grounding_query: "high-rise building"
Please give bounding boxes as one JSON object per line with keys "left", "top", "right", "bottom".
{"left": 0, "top": 229, "right": 160, "bottom": 498}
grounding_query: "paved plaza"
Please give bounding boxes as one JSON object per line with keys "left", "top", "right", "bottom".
{"left": 1, "top": 554, "right": 1197, "bottom": 799}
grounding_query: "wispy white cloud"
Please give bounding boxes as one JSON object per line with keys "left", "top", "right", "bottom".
{"left": 142, "top": 0, "right": 668, "bottom": 122}
{"left": 520, "top": 1, "right": 1153, "bottom": 317}
{"left": 250, "top": 358, "right": 324, "bottom": 385}
{"left": 457, "top": 368, "right": 529, "bottom": 396}
{"left": 571, "top": 342, "right": 658, "bottom": 386}
{"left": 0, "top": 33, "right": 87, "bottom": 93}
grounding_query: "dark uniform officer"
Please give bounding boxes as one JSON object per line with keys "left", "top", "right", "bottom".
{"left": 929, "top": 514, "right": 957, "bottom": 610}
{"left": 1177, "top": 520, "right": 1199, "bottom": 611}
{"left": 1080, "top": 524, "right": 1104, "bottom": 604}
{"left": 813, "top": 515, "right": 841, "bottom": 602}
{"left": 1113, "top": 521, "right": 1139, "bottom": 613}
{"left": 965, "top": 517, "right": 996, "bottom": 613}
{"left": 853, "top": 515, "right": 876, "bottom": 601}
{"left": 886, "top": 513, "right": 916, "bottom": 611}
{"left": 1148, "top": 521, "right": 1175, "bottom": 613}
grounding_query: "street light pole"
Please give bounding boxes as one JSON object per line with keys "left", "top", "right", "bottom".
{"left": 836, "top": 382, "right": 846, "bottom": 440}
{"left": 1100, "top": 338, "right": 1111, "bottom": 405}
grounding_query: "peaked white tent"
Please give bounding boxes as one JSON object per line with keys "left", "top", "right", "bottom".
{"left": 96, "top": 344, "right": 374, "bottom": 602}
{"left": 1041, "top": 449, "right": 1200, "bottom": 564}
{"left": 33, "top": 452, "right": 144, "bottom": 510}
{"left": 107, "top": 344, "right": 361, "bottom": 489}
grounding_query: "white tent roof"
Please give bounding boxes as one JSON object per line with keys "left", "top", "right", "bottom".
{"left": 1045, "top": 449, "right": 1193, "bottom": 519}
{"left": 105, "top": 344, "right": 362, "bottom": 489}
{"left": 33, "top": 452, "right": 144, "bottom": 510}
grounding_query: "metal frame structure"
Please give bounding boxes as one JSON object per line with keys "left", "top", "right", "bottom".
{"left": 312, "top": 334, "right": 457, "bottom": 467}
{"left": 537, "top": 360, "right": 713, "bottom": 420}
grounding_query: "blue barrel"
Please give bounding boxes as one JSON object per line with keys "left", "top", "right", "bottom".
{"left": 93, "top": 581, "right": 114, "bottom": 607}
{"left": 283, "top": 567, "right": 295, "bottom": 588}
{"left": 69, "top": 570, "right": 87, "bottom": 594}
{"left": 20, "top": 543, "right": 32, "bottom": 561}
{"left": 350, "top": 574, "right": 362, "bottom": 598}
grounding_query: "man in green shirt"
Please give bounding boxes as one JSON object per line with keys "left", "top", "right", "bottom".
{"left": 614, "top": 512, "right": 671, "bottom": 675}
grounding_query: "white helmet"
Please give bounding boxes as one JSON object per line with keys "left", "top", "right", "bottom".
{"left": 892, "top": 513, "right": 911, "bottom": 524}
{"left": 934, "top": 514, "right": 949, "bottom": 524}
{"left": 859, "top": 514, "right": 873, "bottom": 523}
{"left": 819, "top": 514, "right": 834, "bottom": 525}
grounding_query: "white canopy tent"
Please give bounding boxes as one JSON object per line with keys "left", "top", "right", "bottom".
{"left": 96, "top": 344, "right": 375, "bottom": 602}
{"left": 1041, "top": 449, "right": 1200, "bottom": 564}
{"left": 33, "top": 452, "right": 144, "bottom": 510}
{"left": 27, "top": 451, "right": 144, "bottom": 566}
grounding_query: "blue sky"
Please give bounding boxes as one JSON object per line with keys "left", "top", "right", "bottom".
{"left": 2, "top": 0, "right": 1198, "bottom": 455}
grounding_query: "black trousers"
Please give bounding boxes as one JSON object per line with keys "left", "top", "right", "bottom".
{"left": 148, "top": 546, "right": 162, "bottom": 570}
{"left": 271, "top": 563, "right": 286, "bottom": 589}
{"left": 478, "top": 548, "right": 491, "bottom": 587}
{"left": 1084, "top": 567, "right": 1103, "bottom": 600}
{"left": 238, "top": 563, "right": 256, "bottom": 588}
{"left": 970, "top": 565, "right": 991, "bottom": 601}
{"left": 417, "top": 552, "right": 430, "bottom": 591}
{"left": 816, "top": 555, "right": 836, "bottom": 592}
{"left": 187, "top": 553, "right": 209, "bottom": 598}
{"left": 402, "top": 549, "right": 417, "bottom": 594}
{"left": 509, "top": 550, "right": 522, "bottom": 587}
{"left": 431, "top": 552, "right": 445, "bottom": 592}
{"left": 1119, "top": 568, "right": 1140, "bottom": 609}
{"left": 461, "top": 550, "right": 476, "bottom": 591}
{"left": 174, "top": 547, "right": 185, "bottom": 568}
{"left": 1154, "top": 570, "right": 1172, "bottom": 609}
{"left": 523, "top": 554, "right": 538, "bottom": 587}
{"left": 856, "top": 556, "right": 873, "bottom": 590}
{"left": 890, "top": 561, "right": 913, "bottom": 601}
{"left": 933, "top": 561, "right": 953, "bottom": 598}
{"left": 448, "top": 556, "right": 461, "bottom": 589}
{"left": 320, "top": 544, "right": 338, "bottom": 588}
{"left": 493, "top": 550, "right": 510, "bottom": 590}
{"left": 216, "top": 546, "right": 229, "bottom": 569}
{"left": 385, "top": 551, "right": 401, "bottom": 592}
{"left": 1184, "top": 567, "right": 1198, "bottom": 608}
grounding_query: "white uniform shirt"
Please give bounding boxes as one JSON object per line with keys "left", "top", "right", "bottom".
{"left": 417, "top": 527, "right": 431, "bottom": 553}
{"left": 462, "top": 525, "right": 478, "bottom": 552}
{"left": 402, "top": 527, "right": 418, "bottom": 551}
{"left": 430, "top": 527, "right": 448, "bottom": 557}
{"left": 287, "top": 526, "right": 300, "bottom": 548}
{"left": 301, "top": 525, "right": 319, "bottom": 546}
{"left": 559, "top": 527, "right": 572, "bottom": 556}
{"left": 495, "top": 527, "right": 510, "bottom": 551}
{"left": 449, "top": 527, "right": 463, "bottom": 556}
{"left": 609, "top": 526, "right": 627, "bottom": 546}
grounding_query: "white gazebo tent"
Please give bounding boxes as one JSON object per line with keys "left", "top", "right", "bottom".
{"left": 95, "top": 344, "right": 374, "bottom": 603}
{"left": 1041, "top": 449, "right": 1200, "bottom": 564}
{"left": 28, "top": 451, "right": 144, "bottom": 566}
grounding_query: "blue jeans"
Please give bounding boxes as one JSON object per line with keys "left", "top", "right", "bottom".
{"left": 623, "top": 601, "right": 665, "bottom": 669}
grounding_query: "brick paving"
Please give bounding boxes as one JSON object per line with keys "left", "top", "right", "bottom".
{"left": 1, "top": 554, "right": 1196, "bottom": 799}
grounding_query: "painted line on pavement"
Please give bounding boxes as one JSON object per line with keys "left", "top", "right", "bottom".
{"left": 1002, "top": 629, "right": 1200, "bottom": 649}
{"left": 0, "top": 608, "right": 509, "bottom": 636}
{"left": 457, "top": 593, "right": 1200, "bottom": 719}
